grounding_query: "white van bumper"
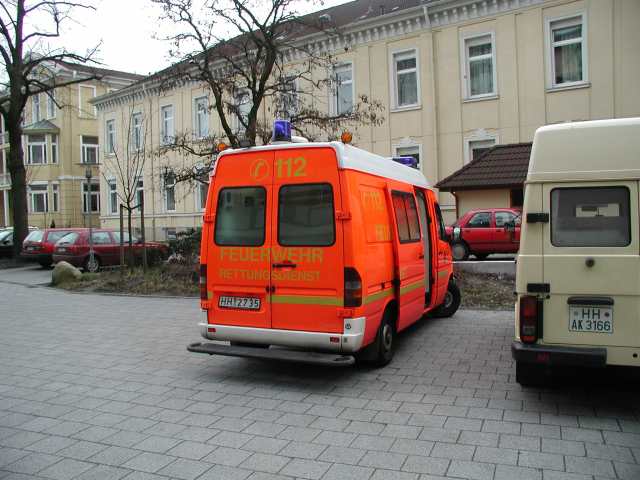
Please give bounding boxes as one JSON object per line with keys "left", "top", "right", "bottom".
{"left": 198, "top": 317, "right": 366, "bottom": 353}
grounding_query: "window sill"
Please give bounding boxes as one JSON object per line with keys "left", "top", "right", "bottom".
{"left": 463, "top": 94, "right": 499, "bottom": 104}
{"left": 546, "top": 82, "right": 591, "bottom": 93}
{"left": 390, "top": 105, "right": 422, "bottom": 113}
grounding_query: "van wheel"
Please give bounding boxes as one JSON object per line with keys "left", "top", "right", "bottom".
{"left": 432, "top": 281, "right": 461, "bottom": 318}
{"left": 372, "top": 311, "right": 396, "bottom": 367}
{"left": 84, "top": 255, "right": 100, "bottom": 273}
{"left": 451, "top": 242, "right": 469, "bottom": 261}
{"left": 516, "top": 361, "right": 547, "bottom": 387}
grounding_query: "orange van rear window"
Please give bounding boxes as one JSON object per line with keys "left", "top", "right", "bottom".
{"left": 214, "top": 187, "right": 266, "bottom": 246}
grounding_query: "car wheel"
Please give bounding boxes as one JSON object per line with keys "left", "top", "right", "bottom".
{"left": 516, "top": 361, "right": 548, "bottom": 387}
{"left": 372, "top": 310, "right": 396, "bottom": 367}
{"left": 474, "top": 253, "right": 489, "bottom": 261}
{"left": 84, "top": 255, "right": 101, "bottom": 273}
{"left": 432, "top": 281, "right": 461, "bottom": 318}
{"left": 451, "top": 242, "right": 469, "bottom": 261}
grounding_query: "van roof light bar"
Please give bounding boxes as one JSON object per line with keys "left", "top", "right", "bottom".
{"left": 271, "top": 119, "right": 292, "bottom": 143}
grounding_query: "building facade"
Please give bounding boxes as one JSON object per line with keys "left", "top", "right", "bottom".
{"left": 94, "top": 0, "right": 640, "bottom": 233}
{"left": 0, "top": 61, "right": 142, "bottom": 229}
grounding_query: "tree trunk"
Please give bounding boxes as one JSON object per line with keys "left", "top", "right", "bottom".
{"left": 7, "top": 123, "right": 29, "bottom": 258}
{"left": 127, "top": 208, "right": 134, "bottom": 267}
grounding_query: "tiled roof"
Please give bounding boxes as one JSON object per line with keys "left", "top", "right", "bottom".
{"left": 436, "top": 142, "right": 532, "bottom": 191}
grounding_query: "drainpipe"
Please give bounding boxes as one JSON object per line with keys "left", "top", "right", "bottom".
{"left": 423, "top": 4, "right": 440, "bottom": 194}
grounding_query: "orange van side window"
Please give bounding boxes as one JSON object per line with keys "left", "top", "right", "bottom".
{"left": 392, "top": 192, "right": 421, "bottom": 243}
{"left": 359, "top": 186, "right": 391, "bottom": 243}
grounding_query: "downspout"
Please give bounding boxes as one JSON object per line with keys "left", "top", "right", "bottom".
{"left": 423, "top": 4, "right": 440, "bottom": 194}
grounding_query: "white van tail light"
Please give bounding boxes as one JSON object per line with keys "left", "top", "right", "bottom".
{"left": 344, "top": 268, "right": 362, "bottom": 307}
{"left": 200, "top": 264, "right": 208, "bottom": 301}
{"left": 520, "top": 295, "right": 539, "bottom": 344}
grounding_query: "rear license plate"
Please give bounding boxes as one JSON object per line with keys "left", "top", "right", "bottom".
{"left": 57, "top": 248, "right": 66, "bottom": 253}
{"left": 569, "top": 306, "right": 613, "bottom": 334}
{"left": 218, "top": 296, "right": 261, "bottom": 310}
{"left": 26, "top": 246, "right": 35, "bottom": 251}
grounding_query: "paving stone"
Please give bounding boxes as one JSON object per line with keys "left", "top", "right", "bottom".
{"left": 459, "top": 431, "right": 498, "bottom": 447}
{"left": 88, "top": 446, "right": 140, "bottom": 466}
{"left": 4, "top": 452, "right": 61, "bottom": 475}
{"left": 122, "top": 452, "right": 176, "bottom": 473}
{"left": 318, "top": 445, "right": 365, "bottom": 465}
{"left": 447, "top": 460, "right": 495, "bottom": 480}
{"left": 614, "top": 461, "right": 640, "bottom": 480}
{"left": 38, "top": 458, "right": 94, "bottom": 480}
{"left": 132, "top": 435, "right": 181, "bottom": 454}
{"left": 542, "top": 471, "right": 591, "bottom": 480}
{"left": 494, "top": 464, "right": 542, "bottom": 480}
{"left": 359, "top": 451, "right": 407, "bottom": 470}
{"left": 322, "top": 463, "right": 375, "bottom": 480}
{"left": 281, "top": 441, "right": 326, "bottom": 460}
{"left": 75, "top": 464, "right": 131, "bottom": 480}
{"left": 242, "top": 437, "right": 288, "bottom": 454}
{"left": 401, "top": 455, "right": 449, "bottom": 475}
{"left": 202, "top": 446, "right": 251, "bottom": 466}
{"left": 197, "top": 464, "right": 252, "bottom": 480}
{"left": 541, "top": 438, "right": 585, "bottom": 456}
{"left": 430, "top": 442, "right": 475, "bottom": 461}
{"left": 280, "top": 458, "right": 331, "bottom": 479}
{"left": 350, "top": 434, "right": 394, "bottom": 451}
{"left": 473, "top": 446, "right": 518, "bottom": 465}
{"left": 25, "top": 436, "right": 77, "bottom": 454}
{"left": 240, "top": 453, "right": 290, "bottom": 474}
{"left": 518, "top": 451, "right": 564, "bottom": 471}
{"left": 57, "top": 440, "right": 108, "bottom": 460}
{"left": 498, "top": 434, "right": 540, "bottom": 451}
{"left": 564, "top": 455, "right": 615, "bottom": 477}
{"left": 157, "top": 458, "right": 211, "bottom": 480}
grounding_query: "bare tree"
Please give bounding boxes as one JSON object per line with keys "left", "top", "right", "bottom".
{"left": 0, "top": 0, "right": 100, "bottom": 255}
{"left": 101, "top": 106, "right": 149, "bottom": 265}
{"left": 152, "top": 0, "right": 384, "bottom": 183}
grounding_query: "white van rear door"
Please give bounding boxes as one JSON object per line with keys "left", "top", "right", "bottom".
{"left": 541, "top": 181, "right": 640, "bottom": 348}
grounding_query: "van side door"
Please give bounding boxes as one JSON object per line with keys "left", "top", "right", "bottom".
{"left": 270, "top": 147, "right": 345, "bottom": 334}
{"left": 388, "top": 189, "right": 427, "bottom": 330}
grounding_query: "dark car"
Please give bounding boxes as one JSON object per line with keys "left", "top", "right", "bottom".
{"left": 52, "top": 229, "right": 169, "bottom": 272}
{"left": 0, "top": 227, "right": 38, "bottom": 257}
{"left": 21, "top": 228, "right": 83, "bottom": 267}
{"left": 445, "top": 208, "right": 521, "bottom": 261}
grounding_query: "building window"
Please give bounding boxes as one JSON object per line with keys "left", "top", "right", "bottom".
{"left": 131, "top": 113, "right": 143, "bottom": 151}
{"left": 194, "top": 97, "right": 209, "bottom": 138}
{"left": 548, "top": 15, "right": 586, "bottom": 87}
{"left": 47, "top": 91, "right": 56, "bottom": 119}
{"left": 105, "top": 119, "right": 116, "bottom": 154}
{"left": 81, "top": 136, "right": 99, "bottom": 164}
{"left": 465, "top": 137, "right": 496, "bottom": 164}
{"left": 27, "top": 134, "right": 47, "bottom": 164}
{"left": 393, "top": 50, "right": 419, "bottom": 108}
{"left": 463, "top": 33, "right": 496, "bottom": 98}
{"left": 277, "top": 77, "right": 298, "bottom": 119}
{"left": 394, "top": 145, "right": 421, "bottom": 170}
{"left": 29, "top": 184, "right": 48, "bottom": 213}
{"left": 333, "top": 63, "right": 353, "bottom": 115}
{"left": 82, "top": 181, "right": 100, "bottom": 213}
{"left": 32, "top": 94, "right": 41, "bottom": 123}
{"left": 108, "top": 179, "right": 118, "bottom": 214}
{"left": 197, "top": 182, "right": 208, "bottom": 211}
{"left": 164, "top": 174, "right": 176, "bottom": 212}
{"left": 136, "top": 177, "right": 144, "bottom": 211}
{"left": 50, "top": 134, "right": 58, "bottom": 164}
{"left": 51, "top": 183, "right": 59, "bottom": 212}
{"left": 161, "top": 105, "right": 174, "bottom": 145}
{"left": 234, "top": 90, "right": 252, "bottom": 135}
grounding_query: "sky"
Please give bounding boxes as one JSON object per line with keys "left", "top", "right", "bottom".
{"left": 43, "top": 0, "right": 353, "bottom": 76}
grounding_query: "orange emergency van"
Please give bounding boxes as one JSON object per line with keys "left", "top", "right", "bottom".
{"left": 188, "top": 121, "right": 458, "bottom": 366}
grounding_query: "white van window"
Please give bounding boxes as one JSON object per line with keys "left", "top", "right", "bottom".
{"left": 215, "top": 187, "right": 266, "bottom": 246}
{"left": 278, "top": 184, "right": 334, "bottom": 246}
{"left": 551, "top": 187, "right": 630, "bottom": 247}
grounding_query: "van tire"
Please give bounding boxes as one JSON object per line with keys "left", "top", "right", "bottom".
{"left": 451, "top": 242, "right": 469, "bottom": 261}
{"left": 371, "top": 310, "right": 396, "bottom": 367}
{"left": 432, "top": 281, "right": 461, "bottom": 318}
{"left": 516, "top": 361, "right": 547, "bottom": 387}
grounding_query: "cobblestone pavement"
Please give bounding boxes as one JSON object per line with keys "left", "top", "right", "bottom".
{"left": 1, "top": 279, "right": 640, "bottom": 480}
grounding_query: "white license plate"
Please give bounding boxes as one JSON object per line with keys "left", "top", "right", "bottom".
{"left": 57, "top": 248, "right": 67, "bottom": 252}
{"left": 26, "top": 246, "right": 35, "bottom": 251}
{"left": 569, "top": 306, "right": 613, "bottom": 334}
{"left": 218, "top": 296, "right": 261, "bottom": 310}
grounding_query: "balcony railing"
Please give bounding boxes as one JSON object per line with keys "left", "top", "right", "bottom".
{"left": 0, "top": 173, "right": 10, "bottom": 188}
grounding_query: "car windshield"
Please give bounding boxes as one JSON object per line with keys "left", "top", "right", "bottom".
{"left": 0, "top": 230, "right": 12, "bottom": 241}
{"left": 56, "top": 232, "right": 79, "bottom": 245}
{"left": 25, "top": 230, "right": 44, "bottom": 242}
{"left": 112, "top": 232, "right": 137, "bottom": 243}
{"left": 47, "top": 231, "right": 74, "bottom": 243}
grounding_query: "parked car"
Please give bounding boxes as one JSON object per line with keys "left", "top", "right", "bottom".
{"left": 21, "top": 228, "right": 82, "bottom": 267}
{"left": 0, "top": 227, "right": 38, "bottom": 257}
{"left": 445, "top": 208, "right": 521, "bottom": 261}
{"left": 52, "top": 229, "right": 169, "bottom": 272}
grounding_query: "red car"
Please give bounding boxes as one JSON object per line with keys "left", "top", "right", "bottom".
{"left": 21, "top": 228, "right": 85, "bottom": 267}
{"left": 52, "top": 229, "right": 169, "bottom": 272}
{"left": 446, "top": 208, "right": 521, "bottom": 261}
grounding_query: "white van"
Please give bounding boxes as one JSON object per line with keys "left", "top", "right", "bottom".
{"left": 512, "top": 118, "right": 640, "bottom": 385}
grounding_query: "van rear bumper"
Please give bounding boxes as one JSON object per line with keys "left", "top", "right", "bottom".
{"left": 511, "top": 341, "right": 607, "bottom": 368}
{"left": 199, "top": 317, "right": 366, "bottom": 353}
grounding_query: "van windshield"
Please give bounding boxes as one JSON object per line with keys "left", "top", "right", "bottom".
{"left": 215, "top": 187, "right": 266, "bottom": 246}
{"left": 278, "top": 184, "right": 334, "bottom": 246}
{"left": 551, "top": 187, "right": 630, "bottom": 247}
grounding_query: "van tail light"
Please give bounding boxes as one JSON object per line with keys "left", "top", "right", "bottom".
{"left": 519, "top": 295, "right": 540, "bottom": 344}
{"left": 200, "top": 264, "right": 208, "bottom": 301}
{"left": 344, "top": 267, "right": 362, "bottom": 307}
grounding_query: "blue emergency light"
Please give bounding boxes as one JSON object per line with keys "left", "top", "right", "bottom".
{"left": 272, "top": 120, "right": 292, "bottom": 142}
{"left": 392, "top": 156, "right": 418, "bottom": 169}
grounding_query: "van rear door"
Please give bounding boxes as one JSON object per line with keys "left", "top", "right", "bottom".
{"left": 270, "top": 147, "right": 344, "bottom": 333}
{"left": 541, "top": 181, "right": 640, "bottom": 348}
{"left": 209, "top": 150, "right": 274, "bottom": 329}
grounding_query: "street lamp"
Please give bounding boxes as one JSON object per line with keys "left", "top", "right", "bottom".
{"left": 85, "top": 166, "right": 95, "bottom": 272}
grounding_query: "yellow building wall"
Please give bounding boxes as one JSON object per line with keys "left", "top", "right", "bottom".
{"left": 456, "top": 190, "right": 513, "bottom": 220}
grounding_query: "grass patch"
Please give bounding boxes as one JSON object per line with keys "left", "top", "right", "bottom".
{"left": 457, "top": 270, "right": 515, "bottom": 311}
{"left": 57, "top": 263, "right": 199, "bottom": 297}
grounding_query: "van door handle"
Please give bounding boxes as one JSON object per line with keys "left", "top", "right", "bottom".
{"left": 273, "top": 262, "right": 297, "bottom": 269}
{"left": 418, "top": 253, "right": 424, "bottom": 259}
